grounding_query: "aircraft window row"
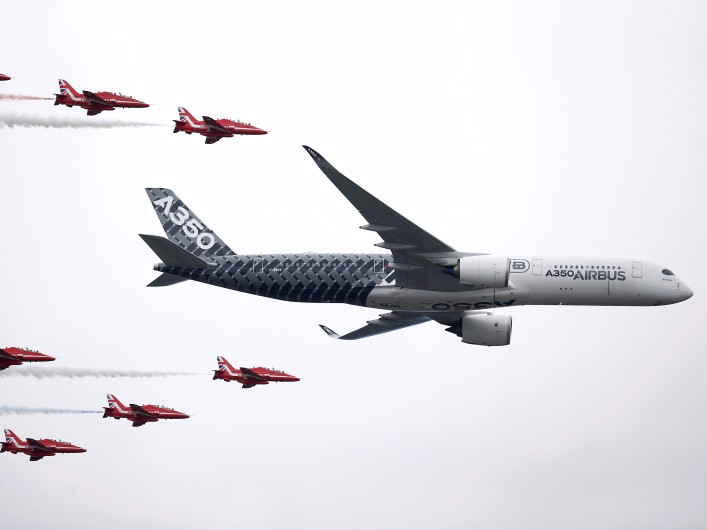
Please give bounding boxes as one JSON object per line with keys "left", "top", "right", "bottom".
{"left": 553, "top": 265, "right": 621, "bottom": 270}
{"left": 662, "top": 269, "right": 675, "bottom": 276}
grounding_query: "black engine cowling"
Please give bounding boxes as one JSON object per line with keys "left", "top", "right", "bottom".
{"left": 452, "top": 255, "right": 510, "bottom": 288}
{"left": 447, "top": 313, "right": 513, "bottom": 346}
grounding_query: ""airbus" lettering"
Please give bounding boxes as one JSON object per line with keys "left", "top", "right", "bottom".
{"left": 545, "top": 269, "right": 626, "bottom": 281}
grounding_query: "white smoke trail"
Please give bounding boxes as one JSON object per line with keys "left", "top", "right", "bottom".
{"left": 0, "top": 367, "right": 199, "bottom": 379}
{"left": 0, "top": 112, "right": 164, "bottom": 129}
{"left": 0, "top": 406, "right": 101, "bottom": 415}
{"left": 0, "top": 94, "right": 53, "bottom": 101}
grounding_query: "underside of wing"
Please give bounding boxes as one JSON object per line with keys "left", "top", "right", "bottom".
{"left": 303, "top": 146, "right": 474, "bottom": 291}
{"left": 27, "top": 438, "right": 53, "bottom": 454}
{"left": 129, "top": 404, "right": 157, "bottom": 419}
{"left": 239, "top": 367, "right": 267, "bottom": 382}
{"left": 202, "top": 116, "right": 232, "bottom": 135}
{"left": 82, "top": 90, "right": 112, "bottom": 108}
{"left": 0, "top": 349, "right": 17, "bottom": 361}
{"left": 320, "top": 311, "right": 431, "bottom": 340}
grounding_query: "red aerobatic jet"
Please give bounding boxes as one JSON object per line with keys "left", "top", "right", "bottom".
{"left": 2, "top": 429, "right": 86, "bottom": 462}
{"left": 103, "top": 394, "right": 189, "bottom": 427}
{"left": 0, "top": 73, "right": 10, "bottom": 81}
{"left": 213, "top": 356, "right": 300, "bottom": 389}
{"left": 0, "top": 346, "right": 55, "bottom": 371}
{"left": 173, "top": 107, "right": 267, "bottom": 144}
{"left": 53, "top": 79, "right": 148, "bottom": 116}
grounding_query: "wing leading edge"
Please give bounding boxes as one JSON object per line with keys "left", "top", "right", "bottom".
{"left": 302, "top": 146, "right": 471, "bottom": 291}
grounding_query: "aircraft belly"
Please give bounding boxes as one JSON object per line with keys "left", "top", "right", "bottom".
{"left": 366, "top": 285, "right": 521, "bottom": 312}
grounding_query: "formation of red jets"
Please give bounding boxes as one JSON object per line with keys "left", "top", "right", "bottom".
{"left": 1, "top": 74, "right": 268, "bottom": 143}
{"left": 1, "top": 71, "right": 275, "bottom": 462}
{"left": 2, "top": 346, "right": 300, "bottom": 460}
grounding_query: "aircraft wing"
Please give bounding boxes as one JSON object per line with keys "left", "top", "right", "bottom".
{"left": 303, "top": 146, "right": 472, "bottom": 291}
{"left": 202, "top": 116, "right": 232, "bottom": 136}
{"left": 239, "top": 367, "right": 267, "bottom": 382}
{"left": 319, "top": 311, "right": 431, "bottom": 340}
{"left": 26, "top": 438, "right": 54, "bottom": 455}
{"left": 0, "top": 349, "right": 18, "bottom": 361}
{"left": 82, "top": 90, "right": 113, "bottom": 108}
{"left": 129, "top": 404, "right": 157, "bottom": 419}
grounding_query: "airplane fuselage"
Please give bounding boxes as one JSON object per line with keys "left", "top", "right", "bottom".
{"left": 155, "top": 253, "right": 690, "bottom": 312}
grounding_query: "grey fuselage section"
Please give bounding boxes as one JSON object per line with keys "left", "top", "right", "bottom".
{"left": 155, "top": 254, "right": 690, "bottom": 311}
{"left": 157, "top": 253, "right": 395, "bottom": 306}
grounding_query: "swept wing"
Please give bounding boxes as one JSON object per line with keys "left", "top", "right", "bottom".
{"left": 302, "top": 146, "right": 469, "bottom": 291}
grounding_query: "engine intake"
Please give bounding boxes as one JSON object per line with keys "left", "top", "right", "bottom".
{"left": 452, "top": 255, "right": 510, "bottom": 288}
{"left": 447, "top": 313, "right": 513, "bottom": 346}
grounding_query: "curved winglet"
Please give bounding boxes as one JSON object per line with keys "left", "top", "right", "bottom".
{"left": 319, "top": 325, "right": 341, "bottom": 339}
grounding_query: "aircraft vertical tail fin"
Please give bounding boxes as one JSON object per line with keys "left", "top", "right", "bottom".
{"left": 216, "top": 356, "right": 237, "bottom": 375}
{"left": 3, "top": 428, "right": 25, "bottom": 450}
{"left": 145, "top": 189, "right": 234, "bottom": 260}
{"left": 106, "top": 394, "right": 129, "bottom": 414}
{"left": 58, "top": 79, "right": 81, "bottom": 100}
{"left": 178, "top": 107, "right": 200, "bottom": 127}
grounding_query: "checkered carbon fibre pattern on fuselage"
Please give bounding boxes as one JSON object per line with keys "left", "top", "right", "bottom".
{"left": 158, "top": 253, "right": 394, "bottom": 306}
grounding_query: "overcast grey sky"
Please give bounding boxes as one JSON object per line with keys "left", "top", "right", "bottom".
{"left": 1, "top": 1, "right": 706, "bottom": 529}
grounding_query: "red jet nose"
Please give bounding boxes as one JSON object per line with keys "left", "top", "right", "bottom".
{"left": 45, "top": 356, "right": 56, "bottom": 361}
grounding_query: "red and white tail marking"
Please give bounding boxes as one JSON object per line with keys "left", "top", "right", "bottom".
{"left": 4, "top": 429, "right": 26, "bottom": 449}
{"left": 216, "top": 356, "right": 238, "bottom": 376}
{"left": 178, "top": 107, "right": 201, "bottom": 127}
{"left": 106, "top": 394, "right": 129, "bottom": 414}
{"left": 58, "top": 79, "right": 82, "bottom": 102}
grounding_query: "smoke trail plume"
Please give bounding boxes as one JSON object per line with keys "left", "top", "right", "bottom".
{"left": 0, "top": 94, "right": 53, "bottom": 101}
{"left": 0, "top": 367, "right": 199, "bottom": 379}
{"left": 0, "top": 406, "right": 100, "bottom": 415}
{"left": 0, "top": 112, "right": 164, "bottom": 129}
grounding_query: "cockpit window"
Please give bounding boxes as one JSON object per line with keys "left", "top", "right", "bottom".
{"left": 662, "top": 269, "right": 675, "bottom": 276}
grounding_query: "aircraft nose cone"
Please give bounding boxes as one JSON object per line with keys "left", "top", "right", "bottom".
{"left": 680, "top": 283, "right": 694, "bottom": 301}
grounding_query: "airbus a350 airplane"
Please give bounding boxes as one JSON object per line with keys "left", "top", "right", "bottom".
{"left": 140, "top": 146, "right": 692, "bottom": 346}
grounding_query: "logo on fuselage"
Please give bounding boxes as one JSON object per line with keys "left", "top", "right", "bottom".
{"left": 546, "top": 269, "right": 626, "bottom": 281}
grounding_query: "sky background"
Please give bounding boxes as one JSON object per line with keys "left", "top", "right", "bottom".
{"left": 1, "top": 1, "right": 706, "bottom": 528}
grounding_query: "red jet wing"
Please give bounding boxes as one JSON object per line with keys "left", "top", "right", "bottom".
{"left": 240, "top": 366, "right": 267, "bottom": 382}
{"left": 26, "top": 438, "right": 55, "bottom": 460}
{"left": 202, "top": 116, "right": 233, "bottom": 136}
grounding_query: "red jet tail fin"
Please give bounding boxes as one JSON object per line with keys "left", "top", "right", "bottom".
{"left": 58, "top": 79, "right": 81, "bottom": 100}
{"left": 178, "top": 107, "right": 201, "bottom": 127}
{"left": 216, "top": 356, "right": 237, "bottom": 376}
{"left": 106, "top": 394, "right": 129, "bottom": 414}
{"left": 3, "top": 428, "right": 26, "bottom": 450}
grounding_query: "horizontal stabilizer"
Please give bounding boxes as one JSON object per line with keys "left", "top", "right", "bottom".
{"left": 319, "top": 312, "right": 431, "bottom": 340}
{"left": 139, "top": 234, "right": 214, "bottom": 269}
{"left": 147, "top": 273, "right": 188, "bottom": 288}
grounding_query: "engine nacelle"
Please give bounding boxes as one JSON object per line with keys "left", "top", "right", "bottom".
{"left": 453, "top": 255, "right": 510, "bottom": 288}
{"left": 451, "top": 313, "right": 513, "bottom": 346}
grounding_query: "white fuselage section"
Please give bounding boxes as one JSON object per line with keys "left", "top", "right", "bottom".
{"left": 367, "top": 256, "right": 692, "bottom": 312}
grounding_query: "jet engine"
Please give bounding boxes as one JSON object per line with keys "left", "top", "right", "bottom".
{"left": 447, "top": 313, "right": 513, "bottom": 346}
{"left": 451, "top": 255, "right": 510, "bottom": 288}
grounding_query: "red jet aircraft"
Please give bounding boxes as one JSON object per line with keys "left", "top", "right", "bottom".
{"left": 54, "top": 79, "right": 148, "bottom": 116}
{"left": 103, "top": 394, "right": 189, "bottom": 427}
{"left": 0, "top": 346, "right": 55, "bottom": 371}
{"left": 173, "top": 107, "right": 267, "bottom": 144}
{"left": 213, "top": 356, "right": 300, "bottom": 389}
{"left": 0, "top": 73, "right": 10, "bottom": 81}
{"left": 2, "top": 429, "right": 86, "bottom": 462}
